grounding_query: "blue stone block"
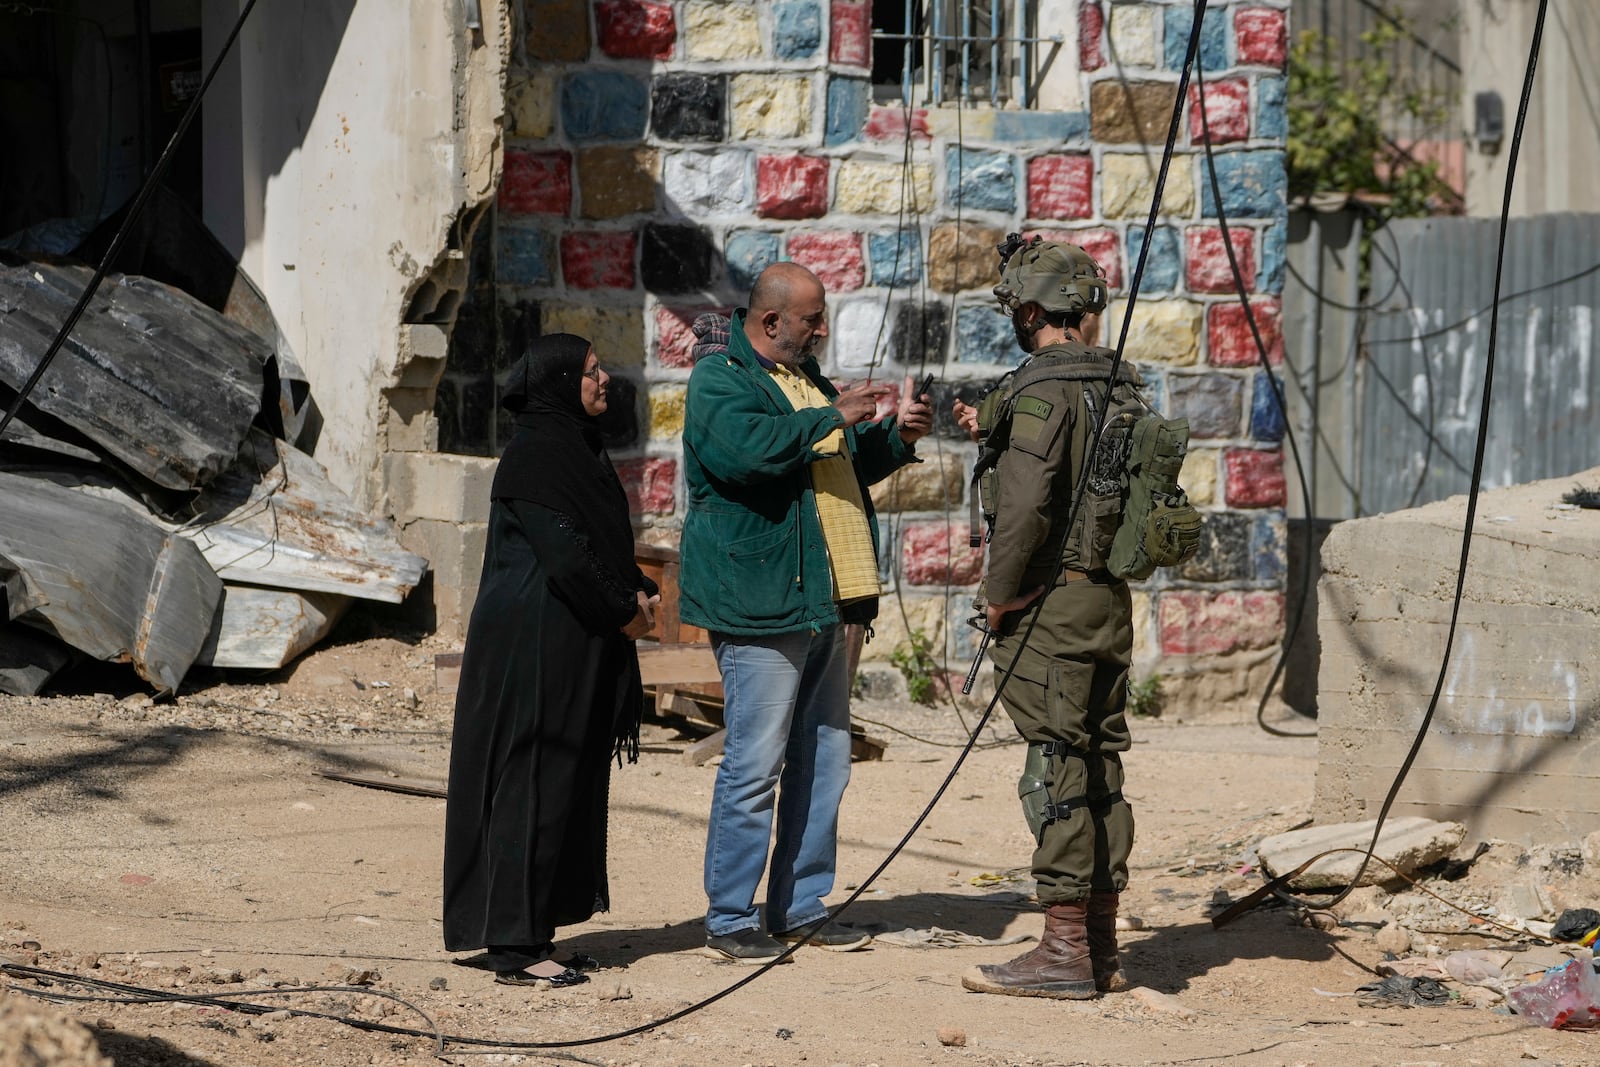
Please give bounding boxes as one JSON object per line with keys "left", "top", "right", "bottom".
{"left": 869, "top": 231, "right": 922, "bottom": 288}
{"left": 1259, "top": 218, "right": 1286, "bottom": 294}
{"left": 1256, "top": 75, "right": 1287, "bottom": 141}
{"left": 1250, "top": 510, "right": 1286, "bottom": 583}
{"left": 1164, "top": 5, "right": 1229, "bottom": 73}
{"left": 946, "top": 148, "right": 1016, "bottom": 213}
{"left": 1201, "top": 151, "right": 1287, "bottom": 220}
{"left": 825, "top": 77, "right": 870, "bottom": 147}
{"left": 955, "top": 305, "right": 1021, "bottom": 365}
{"left": 1250, "top": 370, "right": 1285, "bottom": 441}
{"left": 992, "top": 110, "right": 1090, "bottom": 144}
{"left": 773, "top": 1, "right": 822, "bottom": 60}
{"left": 1138, "top": 366, "right": 1166, "bottom": 413}
{"left": 561, "top": 71, "right": 648, "bottom": 142}
{"left": 725, "top": 230, "right": 781, "bottom": 294}
{"left": 1127, "top": 226, "right": 1182, "bottom": 294}
{"left": 497, "top": 225, "right": 553, "bottom": 287}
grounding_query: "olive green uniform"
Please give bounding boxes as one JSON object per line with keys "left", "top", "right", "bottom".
{"left": 984, "top": 341, "right": 1136, "bottom": 907}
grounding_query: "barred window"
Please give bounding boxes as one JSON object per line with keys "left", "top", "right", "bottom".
{"left": 870, "top": 0, "right": 1065, "bottom": 108}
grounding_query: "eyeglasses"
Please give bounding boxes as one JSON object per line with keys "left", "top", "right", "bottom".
{"left": 582, "top": 363, "right": 603, "bottom": 382}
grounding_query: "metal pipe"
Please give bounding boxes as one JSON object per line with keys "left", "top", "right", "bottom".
{"left": 931, "top": 0, "right": 944, "bottom": 105}
{"left": 902, "top": 0, "right": 914, "bottom": 107}
{"left": 989, "top": 0, "right": 1000, "bottom": 104}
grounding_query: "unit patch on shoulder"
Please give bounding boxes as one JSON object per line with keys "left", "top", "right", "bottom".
{"left": 1010, "top": 395, "right": 1054, "bottom": 443}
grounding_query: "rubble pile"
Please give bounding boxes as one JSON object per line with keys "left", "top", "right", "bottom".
{"left": 0, "top": 253, "right": 424, "bottom": 696}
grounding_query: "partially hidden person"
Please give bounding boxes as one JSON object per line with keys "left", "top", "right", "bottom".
{"left": 680, "top": 262, "right": 933, "bottom": 962}
{"left": 442, "top": 333, "right": 659, "bottom": 989}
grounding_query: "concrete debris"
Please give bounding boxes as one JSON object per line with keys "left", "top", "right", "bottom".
{"left": 1255, "top": 817, "right": 1467, "bottom": 889}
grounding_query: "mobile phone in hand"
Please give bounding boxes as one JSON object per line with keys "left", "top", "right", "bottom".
{"left": 916, "top": 372, "right": 935, "bottom": 399}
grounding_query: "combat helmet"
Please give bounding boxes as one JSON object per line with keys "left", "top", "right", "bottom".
{"left": 992, "top": 232, "right": 1108, "bottom": 317}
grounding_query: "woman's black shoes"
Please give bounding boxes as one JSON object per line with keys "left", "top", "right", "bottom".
{"left": 493, "top": 966, "right": 589, "bottom": 988}
{"left": 555, "top": 952, "right": 601, "bottom": 972}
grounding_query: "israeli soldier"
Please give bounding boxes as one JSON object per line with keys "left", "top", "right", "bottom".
{"left": 956, "top": 236, "right": 1145, "bottom": 1000}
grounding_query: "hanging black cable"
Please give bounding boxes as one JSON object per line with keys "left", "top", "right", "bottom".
{"left": 0, "top": 0, "right": 262, "bottom": 443}
{"left": 1193, "top": 58, "right": 1317, "bottom": 737}
{"left": 1217, "top": 0, "right": 1549, "bottom": 923}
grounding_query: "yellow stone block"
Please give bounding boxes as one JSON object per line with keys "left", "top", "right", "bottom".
{"left": 862, "top": 594, "right": 948, "bottom": 669}
{"left": 869, "top": 454, "right": 966, "bottom": 512}
{"left": 1109, "top": 5, "right": 1159, "bottom": 68}
{"left": 834, "top": 160, "right": 934, "bottom": 214}
{"left": 541, "top": 305, "right": 646, "bottom": 368}
{"left": 685, "top": 2, "right": 762, "bottom": 61}
{"left": 1122, "top": 299, "right": 1203, "bottom": 366}
{"left": 1101, "top": 151, "right": 1195, "bottom": 219}
{"left": 924, "top": 108, "right": 994, "bottom": 141}
{"left": 731, "top": 74, "right": 812, "bottom": 140}
{"left": 506, "top": 68, "right": 555, "bottom": 138}
{"left": 648, "top": 384, "right": 687, "bottom": 441}
{"left": 1182, "top": 447, "right": 1221, "bottom": 506}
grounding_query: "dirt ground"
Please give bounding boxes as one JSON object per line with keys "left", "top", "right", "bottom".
{"left": 3, "top": 612, "right": 1599, "bottom": 1067}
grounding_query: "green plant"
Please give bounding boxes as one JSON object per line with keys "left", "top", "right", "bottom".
{"left": 1286, "top": 18, "right": 1456, "bottom": 221}
{"left": 890, "top": 628, "right": 941, "bottom": 706}
{"left": 1127, "top": 673, "right": 1166, "bottom": 718}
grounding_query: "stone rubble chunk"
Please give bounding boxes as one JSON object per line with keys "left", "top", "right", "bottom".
{"left": 1255, "top": 817, "right": 1466, "bottom": 889}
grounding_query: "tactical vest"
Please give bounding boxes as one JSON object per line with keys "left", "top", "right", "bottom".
{"left": 971, "top": 349, "right": 1202, "bottom": 579}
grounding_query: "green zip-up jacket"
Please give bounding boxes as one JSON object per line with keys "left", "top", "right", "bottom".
{"left": 679, "top": 309, "right": 918, "bottom": 636}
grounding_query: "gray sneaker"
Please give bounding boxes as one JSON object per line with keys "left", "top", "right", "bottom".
{"left": 701, "top": 927, "right": 793, "bottom": 963}
{"left": 772, "top": 917, "right": 872, "bottom": 952}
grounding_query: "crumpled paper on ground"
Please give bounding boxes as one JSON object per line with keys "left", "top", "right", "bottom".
{"left": 870, "top": 926, "right": 1035, "bottom": 950}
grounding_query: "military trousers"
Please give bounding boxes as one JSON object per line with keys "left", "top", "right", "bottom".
{"left": 988, "top": 576, "right": 1135, "bottom": 905}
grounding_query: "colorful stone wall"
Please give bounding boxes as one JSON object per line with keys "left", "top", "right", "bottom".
{"left": 442, "top": 0, "right": 1293, "bottom": 713}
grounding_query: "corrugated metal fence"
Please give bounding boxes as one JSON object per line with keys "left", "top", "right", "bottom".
{"left": 1285, "top": 210, "right": 1600, "bottom": 519}
{"left": 1362, "top": 214, "right": 1600, "bottom": 514}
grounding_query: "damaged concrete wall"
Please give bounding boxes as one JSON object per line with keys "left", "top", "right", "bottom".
{"left": 1315, "top": 468, "right": 1600, "bottom": 844}
{"left": 201, "top": 0, "right": 509, "bottom": 508}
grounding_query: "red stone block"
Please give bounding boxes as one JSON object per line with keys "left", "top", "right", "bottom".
{"left": 787, "top": 232, "right": 864, "bottom": 292}
{"left": 901, "top": 523, "right": 985, "bottom": 587}
{"left": 1235, "top": 7, "right": 1287, "bottom": 68}
{"left": 756, "top": 155, "right": 831, "bottom": 220}
{"left": 864, "top": 106, "right": 931, "bottom": 144}
{"left": 1207, "top": 298, "right": 1282, "bottom": 367}
{"left": 560, "top": 231, "right": 637, "bottom": 289}
{"left": 654, "top": 306, "right": 698, "bottom": 369}
{"left": 1189, "top": 78, "right": 1250, "bottom": 144}
{"left": 830, "top": 1, "right": 871, "bottom": 67}
{"left": 1224, "top": 447, "right": 1285, "bottom": 507}
{"left": 1079, "top": 1, "right": 1105, "bottom": 72}
{"left": 1035, "top": 227, "right": 1122, "bottom": 289}
{"left": 1186, "top": 226, "right": 1255, "bottom": 293}
{"left": 1158, "top": 590, "right": 1284, "bottom": 655}
{"left": 618, "top": 456, "right": 677, "bottom": 515}
{"left": 500, "top": 150, "right": 572, "bottom": 216}
{"left": 1027, "top": 155, "right": 1094, "bottom": 220}
{"left": 597, "top": 0, "right": 676, "bottom": 58}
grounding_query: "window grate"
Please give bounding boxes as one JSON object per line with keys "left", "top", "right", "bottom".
{"left": 870, "top": 0, "right": 1063, "bottom": 108}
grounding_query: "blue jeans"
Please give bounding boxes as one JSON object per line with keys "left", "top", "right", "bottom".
{"left": 703, "top": 625, "right": 852, "bottom": 937}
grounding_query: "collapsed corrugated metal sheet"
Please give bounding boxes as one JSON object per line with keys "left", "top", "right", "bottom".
{"left": 0, "top": 471, "right": 222, "bottom": 693}
{"left": 0, "top": 622, "right": 73, "bottom": 696}
{"left": 0, "top": 258, "right": 268, "bottom": 491}
{"left": 195, "top": 586, "right": 349, "bottom": 670}
{"left": 176, "top": 430, "right": 427, "bottom": 604}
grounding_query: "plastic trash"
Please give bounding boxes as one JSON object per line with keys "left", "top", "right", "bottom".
{"left": 1506, "top": 958, "right": 1600, "bottom": 1029}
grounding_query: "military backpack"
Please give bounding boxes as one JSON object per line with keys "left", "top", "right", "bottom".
{"left": 970, "top": 351, "right": 1202, "bottom": 580}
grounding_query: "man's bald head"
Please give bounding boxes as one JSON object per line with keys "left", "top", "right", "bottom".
{"left": 750, "top": 262, "right": 824, "bottom": 316}
{"left": 747, "top": 262, "right": 829, "bottom": 367}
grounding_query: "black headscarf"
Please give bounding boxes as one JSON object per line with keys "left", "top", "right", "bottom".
{"left": 492, "top": 333, "right": 637, "bottom": 586}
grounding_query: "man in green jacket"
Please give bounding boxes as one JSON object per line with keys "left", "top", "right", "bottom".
{"left": 681, "top": 262, "right": 932, "bottom": 961}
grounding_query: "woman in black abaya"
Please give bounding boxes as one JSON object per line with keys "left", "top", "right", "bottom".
{"left": 443, "top": 333, "right": 658, "bottom": 988}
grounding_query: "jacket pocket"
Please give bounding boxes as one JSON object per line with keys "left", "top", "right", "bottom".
{"left": 717, "top": 523, "right": 799, "bottom": 623}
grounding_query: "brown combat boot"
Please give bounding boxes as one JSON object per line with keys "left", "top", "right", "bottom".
{"left": 1086, "top": 892, "right": 1127, "bottom": 992}
{"left": 961, "top": 902, "right": 1097, "bottom": 999}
